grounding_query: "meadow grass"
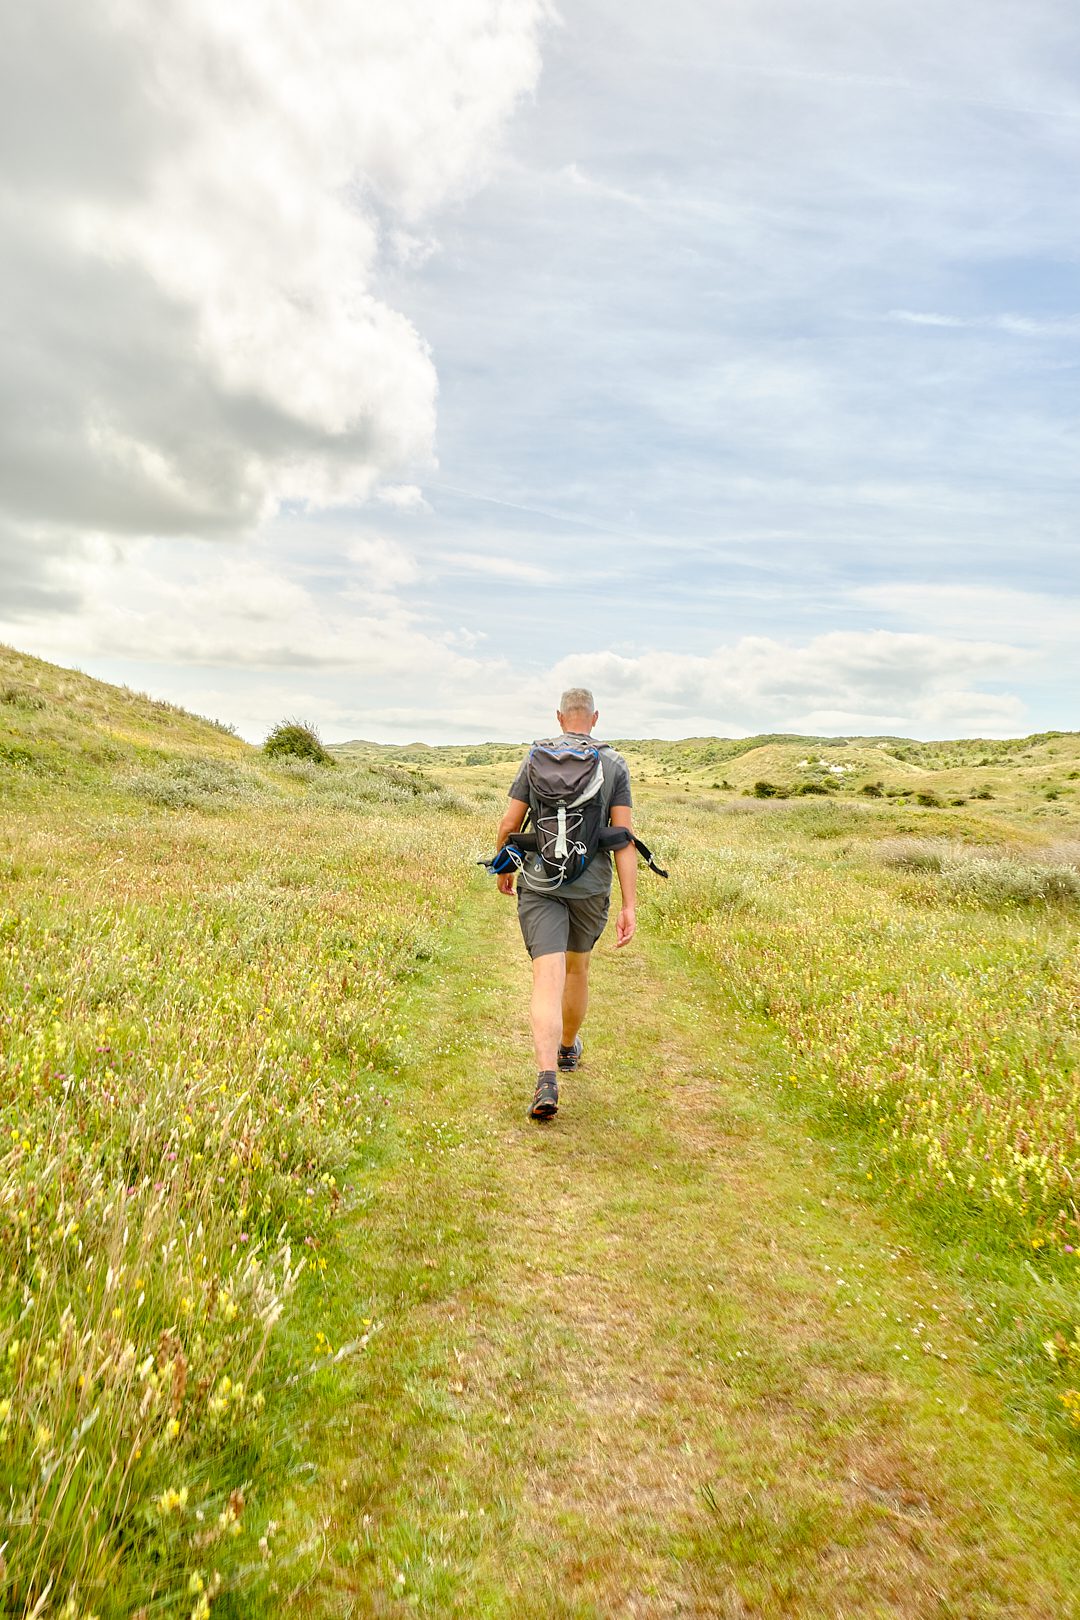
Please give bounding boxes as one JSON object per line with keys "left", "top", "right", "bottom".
{"left": 6, "top": 644, "right": 1080, "bottom": 1615}
{"left": 1, "top": 649, "right": 483, "bottom": 1617}
{"left": 640, "top": 793, "right": 1080, "bottom": 1441}
{"left": 271, "top": 884, "right": 1080, "bottom": 1616}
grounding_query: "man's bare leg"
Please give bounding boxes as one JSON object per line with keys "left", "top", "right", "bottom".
{"left": 531, "top": 951, "right": 566, "bottom": 1072}
{"left": 561, "top": 950, "right": 591, "bottom": 1048}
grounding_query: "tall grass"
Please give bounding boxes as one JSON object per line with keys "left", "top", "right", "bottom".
{"left": 0, "top": 783, "right": 477, "bottom": 1617}
{"left": 645, "top": 801, "right": 1080, "bottom": 1434}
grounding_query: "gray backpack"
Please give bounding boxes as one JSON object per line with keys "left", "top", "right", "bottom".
{"left": 522, "top": 736, "right": 609, "bottom": 886}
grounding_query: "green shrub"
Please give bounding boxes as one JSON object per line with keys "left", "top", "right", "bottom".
{"left": 860, "top": 782, "right": 883, "bottom": 798}
{"left": 127, "top": 758, "right": 275, "bottom": 810}
{"left": 263, "top": 719, "right": 334, "bottom": 765}
{"left": 915, "top": 790, "right": 943, "bottom": 808}
{"left": 751, "top": 780, "right": 785, "bottom": 799}
{"left": 298, "top": 763, "right": 474, "bottom": 816}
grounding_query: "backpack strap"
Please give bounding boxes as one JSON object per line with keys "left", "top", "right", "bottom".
{"left": 597, "top": 824, "right": 669, "bottom": 878}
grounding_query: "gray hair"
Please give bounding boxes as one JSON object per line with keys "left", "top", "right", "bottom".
{"left": 559, "top": 686, "right": 595, "bottom": 716}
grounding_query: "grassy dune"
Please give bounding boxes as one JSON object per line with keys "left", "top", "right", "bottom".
{"left": 640, "top": 798, "right": 1080, "bottom": 1434}
{"left": 3, "top": 644, "right": 1080, "bottom": 1616}
{"left": 340, "top": 726, "right": 1080, "bottom": 818}
{"left": 0, "top": 648, "right": 480, "bottom": 1615}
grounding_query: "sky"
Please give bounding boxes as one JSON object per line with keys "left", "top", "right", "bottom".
{"left": 1, "top": 0, "right": 1078, "bottom": 742}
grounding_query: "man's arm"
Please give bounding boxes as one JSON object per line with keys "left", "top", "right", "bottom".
{"left": 494, "top": 797, "right": 528, "bottom": 896}
{"left": 609, "top": 803, "right": 637, "bottom": 947}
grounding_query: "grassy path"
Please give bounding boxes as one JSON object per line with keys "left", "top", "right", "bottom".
{"left": 284, "top": 880, "right": 1080, "bottom": 1618}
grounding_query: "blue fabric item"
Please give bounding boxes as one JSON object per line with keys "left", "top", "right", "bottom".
{"left": 488, "top": 844, "right": 523, "bottom": 874}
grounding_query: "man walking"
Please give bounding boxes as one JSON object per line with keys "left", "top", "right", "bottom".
{"left": 493, "top": 688, "right": 636, "bottom": 1120}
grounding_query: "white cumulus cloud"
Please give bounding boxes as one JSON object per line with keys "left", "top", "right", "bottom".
{"left": 0, "top": 0, "right": 548, "bottom": 609}
{"left": 545, "top": 632, "right": 1030, "bottom": 739}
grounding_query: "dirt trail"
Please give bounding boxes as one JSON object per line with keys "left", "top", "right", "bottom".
{"left": 291, "top": 886, "right": 1080, "bottom": 1618}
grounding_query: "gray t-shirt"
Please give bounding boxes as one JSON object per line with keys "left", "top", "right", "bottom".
{"left": 508, "top": 733, "right": 632, "bottom": 898}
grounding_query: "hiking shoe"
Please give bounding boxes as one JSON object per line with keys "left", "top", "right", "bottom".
{"left": 528, "top": 1071, "right": 559, "bottom": 1120}
{"left": 557, "top": 1036, "right": 583, "bottom": 1072}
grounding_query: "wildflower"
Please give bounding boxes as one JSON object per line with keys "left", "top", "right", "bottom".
{"left": 156, "top": 1485, "right": 189, "bottom": 1514}
{"left": 0, "top": 1398, "right": 11, "bottom": 1422}
{"left": 188, "top": 1573, "right": 205, "bottom": 1596}
{"left": 1060, "top": 1390, "right": 1080, "bottom": 1427}
{"left": 34, "top": 1424, "right": 52, "bottom": 1448}
{"left": 166, "top": 1418, "right": 180, "bottom": 1439}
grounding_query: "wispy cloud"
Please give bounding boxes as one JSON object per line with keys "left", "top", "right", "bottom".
{"left": 441, "top": 550, "right": 552, "bottom": 584}
{"left": 374, "top": 484, "right": 432, "bottom": 512}
{"left": 557, "top": 162, "right": 651, "bottom": 210}
{"left": 888, "top": 309, "right": 1080, "bottom": 336}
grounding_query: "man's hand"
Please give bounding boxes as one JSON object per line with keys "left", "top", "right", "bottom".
{"left": 615, "top": 905, "right": 636, "bottom": 948}
{"left": 494, "top": 798, "right": 528, "bottom": 900}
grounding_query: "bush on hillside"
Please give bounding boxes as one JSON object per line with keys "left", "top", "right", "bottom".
{"left": 128, "top": 758, "right": 276, "bottom": 810}
{"left": 263, "top": 719, "right": 334, "bottom": 765}
{"left": 751, "top": 779, "right": 786, "bottom": 798}
{"left": 283, "top": 760, "right": 472, "bottom": 815}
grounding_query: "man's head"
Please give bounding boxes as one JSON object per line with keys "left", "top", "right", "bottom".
{"left": 557, "top": 686, "right": 598, "bottom": 735}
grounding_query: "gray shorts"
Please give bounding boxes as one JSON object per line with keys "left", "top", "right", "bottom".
{"left": 517, "top": 886, "right": 611, "bottom": 959}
